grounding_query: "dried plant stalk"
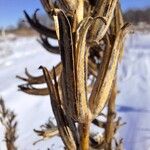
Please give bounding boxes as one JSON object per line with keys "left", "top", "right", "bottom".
{"left": 105, "top": 81, "right": 117, "bottom": 149}
{"left": 0, "top": 98, "right": 18, "bottom": 150}
{"left": 18, "top": 0, "right": 129, "bottom": 149}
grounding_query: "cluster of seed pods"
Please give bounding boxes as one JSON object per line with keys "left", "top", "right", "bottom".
{"left": 17, "top": 0, "right": 129, "bottom": 149}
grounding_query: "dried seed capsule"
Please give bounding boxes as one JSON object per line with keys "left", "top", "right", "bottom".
{"left": 58, "top": 0, "right": 78, "bottom": 14}
{"left": 88, "top": 0, "right": 97, "bottom": 6}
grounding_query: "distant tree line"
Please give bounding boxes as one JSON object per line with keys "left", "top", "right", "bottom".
{"left": 124, "top": 7, "right": 150, "bottom": 25}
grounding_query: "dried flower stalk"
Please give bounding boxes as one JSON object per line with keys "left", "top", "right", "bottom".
{"left": 0, "top": 98, "right": 18, "bottom": 150}
{"left": 18, "top": 0, "right": 129, "bottom": 149}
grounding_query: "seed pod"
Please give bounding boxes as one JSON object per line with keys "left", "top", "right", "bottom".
{"left": 58, "top": 0, "right": 78, "bottom": 14}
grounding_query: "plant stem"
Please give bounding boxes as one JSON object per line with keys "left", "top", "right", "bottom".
{"left": 105, "top": 83, "right": 117, "bottom": 149}
{"left": 76, "top": 0, "right": 84, "bottom": 24}
{"left": 80, "top": 120, "right": 90, "bottom": 150}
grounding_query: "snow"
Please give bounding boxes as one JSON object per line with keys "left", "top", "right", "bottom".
{"left": 0, "top": 32, "right": 150, "bottom": 150}
{"left": 117, "top": 32, "right": 150, "bottom": 150}
{"left": 0, "top": 35, "right": 62, "bottom": 150}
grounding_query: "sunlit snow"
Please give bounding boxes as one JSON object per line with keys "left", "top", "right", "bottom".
{"left": 0, "top": 32, "right": 150, "bottom": 150}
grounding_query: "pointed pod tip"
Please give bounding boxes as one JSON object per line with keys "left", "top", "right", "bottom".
{"left": 35, "top": 8, "right": 40, "bottom": 12}
{"left": 121, "top": 23, "right": 131, "bottom": 31}
{"left": 23, "top": 10, "right": 31, "bottom": 21}
{"left": 18, "top": 85, "right": 24, "bottom": 91}
{"left": 23, "top": 10, "right": 27, "bottom": 15}
{"left": 38, "top": 66, "right": 44, "bottom": 70}
{"left": 39, "top": 66, "right": 49, "bottom": 76}
{"left": 95, "top": 16, "right": 107, "bottom": 25}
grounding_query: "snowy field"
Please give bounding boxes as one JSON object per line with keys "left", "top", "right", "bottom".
{"left": 0, "top": 32, "right": 150, "bottom": 150}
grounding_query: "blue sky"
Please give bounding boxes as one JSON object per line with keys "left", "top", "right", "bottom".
{"left": 0, "top": 0, "right": 150, "bottom": 28}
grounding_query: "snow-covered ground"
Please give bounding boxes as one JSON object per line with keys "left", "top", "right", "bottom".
{"left": 0, "top": 35, "right": 62, "bottom": 150}
{"left": 0, "top": 32, "right": 150, "bottom": 150}
{"left": 118, "top": 33, "right": 150, "bottom": 150}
